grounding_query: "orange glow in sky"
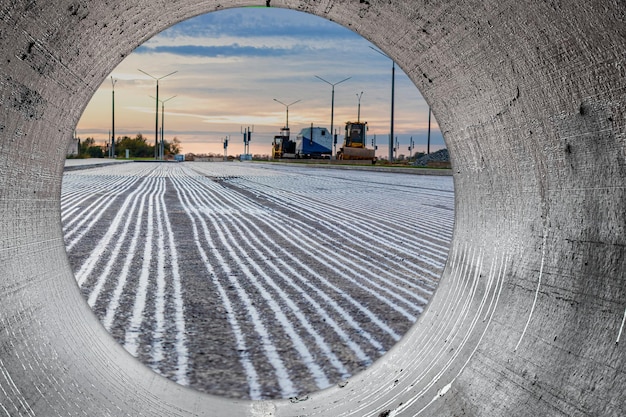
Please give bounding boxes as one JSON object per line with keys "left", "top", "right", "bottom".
{"left": 76, "top": 7, "right": 443, "bottom": 158}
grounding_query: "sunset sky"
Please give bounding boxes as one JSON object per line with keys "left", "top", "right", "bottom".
{"left": 76, "top": 6, "right": 444, "bottom": 157}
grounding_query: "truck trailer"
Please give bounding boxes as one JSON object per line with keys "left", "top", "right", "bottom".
{"left": 272, "top": 125, "right": 332, "bottom": 159}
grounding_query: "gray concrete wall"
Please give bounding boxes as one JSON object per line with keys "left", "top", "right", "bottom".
{"left": 0, "top": 1, "right": 624, "bottom": 416}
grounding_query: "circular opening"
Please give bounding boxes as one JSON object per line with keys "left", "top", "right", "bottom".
{"left": 4, "top": 2, "right": 623, "bottom": 416}
{"left": 63, "top": 7, "right": 452, "bottom": 401}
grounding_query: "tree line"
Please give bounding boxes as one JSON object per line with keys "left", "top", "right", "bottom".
{"left": 72, "top": 134, "right": 181, "bottom": 158}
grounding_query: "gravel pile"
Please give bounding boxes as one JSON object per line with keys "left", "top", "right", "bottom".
{"left": 413, "top": 149, "right": 449, "bottom": 167}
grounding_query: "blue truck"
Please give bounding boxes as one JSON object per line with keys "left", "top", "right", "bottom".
{"left": 272, "top": 126, "right": 333, "bottom": 159}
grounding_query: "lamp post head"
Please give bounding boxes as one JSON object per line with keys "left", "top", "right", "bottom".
{"left": 138, "top": 69, "right": 178, "bottom": 82}
{"left": 316, "top": 75, "right": 352, "bottom": 87}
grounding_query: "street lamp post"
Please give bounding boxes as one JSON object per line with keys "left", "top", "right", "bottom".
{"left": 111, "top": 76, "right": 117, "bottom": 158}
{"left": 138, "top": 69, "right": 177, "bottom": 159}
{"left": 314, "top": 75, "right": 351, "bottom": 157}
{"left": 369, "top": 46, "right": 395, "bottom": 162}
{"left": 273, "top": 98, "right": 301, "bottom": 129}
{"left": 427, "top": 106, "right": 432, "bottom": 155}
{"left": 151, "top": 95, "right": 177, "bottom": 160}
{"left": 356, "top": 91, "right": 364, "bottom": 122}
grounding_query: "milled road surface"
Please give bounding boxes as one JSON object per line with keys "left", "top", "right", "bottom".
{"left": 61, "top": 161, "right": 454, "bottom": 400}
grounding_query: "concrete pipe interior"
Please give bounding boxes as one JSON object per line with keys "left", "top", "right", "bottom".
{"left": 0, "top": 1, "right": 624, "bottom": 416}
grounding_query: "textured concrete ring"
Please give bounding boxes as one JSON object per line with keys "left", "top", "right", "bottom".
{"left": 0, "top": 1, "right": 624, "bottom": 416}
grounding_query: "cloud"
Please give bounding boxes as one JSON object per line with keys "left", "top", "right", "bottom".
{"left": 134, "top": 43, "right": 307, "bottom": 58}
{"left": 161, "top": 7, "right": 353, "bottom": 41}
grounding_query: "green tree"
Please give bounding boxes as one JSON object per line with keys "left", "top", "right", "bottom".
{"left": 79, "top": 137, "right": 95, "bottom": 155}
{"left": 164, "top": 137, "right": 181, "bottom": 155}
{"left": 87, "top": 145, "right": 104, "bottom": 158}
{"left": 115, "top": 133, "right": 153, "bottom": 158}
{"left": 76, "top": 137, "right": 104, "bottom": 158}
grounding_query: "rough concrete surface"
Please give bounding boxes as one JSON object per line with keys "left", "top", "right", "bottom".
{"left": 0, "top": 1, "right": 624, "bottom": 416}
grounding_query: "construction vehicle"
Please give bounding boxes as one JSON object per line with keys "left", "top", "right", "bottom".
{"left": 272, "top": 127, "right": 296, "bottom": 159}
{"left": 337, "top": 121, "right": 377, "bottom": 162}
{"left": 272, "top": 125, "right": 332, "bottom": 159}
